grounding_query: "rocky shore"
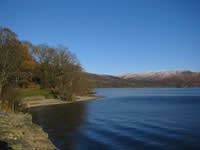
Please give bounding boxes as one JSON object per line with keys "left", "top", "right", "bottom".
{"left": 0, "top": 111, "right": 57, "bottom": 150}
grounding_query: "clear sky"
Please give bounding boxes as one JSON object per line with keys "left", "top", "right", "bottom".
{"left": 1, "top": 0, "right": 200, "bottom": 75}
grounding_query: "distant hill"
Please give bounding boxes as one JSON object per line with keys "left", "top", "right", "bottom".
{"left": 88, "top": 70, "right": 200, "bottom": 88}
{"left": 87, "top": 73, "right": 135, "bottom": 88}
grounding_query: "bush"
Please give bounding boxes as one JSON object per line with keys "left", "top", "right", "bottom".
{"left": 51, "top": 88, "right": 75, "bottom": 101}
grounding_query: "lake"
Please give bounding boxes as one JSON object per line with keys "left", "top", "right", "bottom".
{"left": 30, "top": 88, "right": 200, "bottom": 150}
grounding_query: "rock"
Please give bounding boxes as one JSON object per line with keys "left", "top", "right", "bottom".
{"left": 0, "top": 111, "right": 57, "bottom": 150}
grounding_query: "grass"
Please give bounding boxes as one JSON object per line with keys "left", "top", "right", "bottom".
{"left": 18, "top": 88, "right": 52, "bottom": 99}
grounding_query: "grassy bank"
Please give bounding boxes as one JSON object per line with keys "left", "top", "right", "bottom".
{"left": 18, "top": 88, "right": 52, "bottom": 99}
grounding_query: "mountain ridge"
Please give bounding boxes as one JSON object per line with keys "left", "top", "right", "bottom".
{"left": 87, "top": 70, "right": 200, "bottom": 88}
{"left": 117, "top": 70, "right": 200, "bottom": 81}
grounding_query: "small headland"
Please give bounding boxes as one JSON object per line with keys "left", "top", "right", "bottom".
{"left": 18, "top": 88, "right": 104, "bottom": 109}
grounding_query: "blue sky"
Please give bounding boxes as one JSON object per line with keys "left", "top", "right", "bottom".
{"left": 1, "top": 0, "right": 200, "bottom": 74}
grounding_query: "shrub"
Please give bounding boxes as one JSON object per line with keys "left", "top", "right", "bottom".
{"left": 51, "top": 88, "right": 76, "bottom": 101}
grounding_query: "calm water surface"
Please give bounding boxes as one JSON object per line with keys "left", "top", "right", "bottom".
{"left": 30, "top": 88, "right": 200, "bottom": 150}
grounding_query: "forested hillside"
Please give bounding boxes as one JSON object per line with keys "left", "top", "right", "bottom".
{"left": 87, "top": 73, "right": 135, "bottom": 88}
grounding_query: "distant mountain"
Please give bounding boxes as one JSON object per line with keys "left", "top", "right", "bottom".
{"left": 88, "top": 70, "right": 200, "bottom": 88}
{"left": 117, "top": 70, "right": 200, "bottom": 87}
{"left": 87, "top": 73, "right": 135, "bottom": 88}
{"left": 118, "top": 70, "right": 199, "bottom": 80}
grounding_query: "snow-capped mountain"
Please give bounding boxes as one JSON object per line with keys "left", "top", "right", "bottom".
{"left": 88, "top": 70, "right": 200, "bottom": 87}
{"left": 118, "top": 70, "right": 200, "bottom": 81}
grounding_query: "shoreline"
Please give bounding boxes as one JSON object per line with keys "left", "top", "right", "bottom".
{"left": 0, "top": 95, "right": 104, "bottom": 150}
{"left": 24, "top": 95, "right": 104, "bottom": 108}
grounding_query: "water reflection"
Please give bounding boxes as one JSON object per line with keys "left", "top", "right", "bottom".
{"left": 30, "top": 102, "right": 87, "bottom": 150}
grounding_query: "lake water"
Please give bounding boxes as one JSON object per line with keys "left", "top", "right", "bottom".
{"left": 30, "top": 88, "right": 200, "bottom": 150}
